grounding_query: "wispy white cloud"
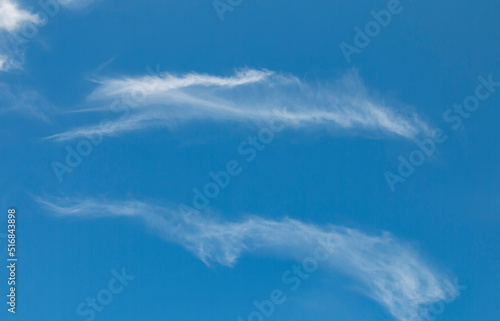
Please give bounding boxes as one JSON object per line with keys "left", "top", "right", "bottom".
{"left": 0, "top": 0, "right": 41, "bottom": 33}
{"left": 0, "top": 0, "right": 43, "bottom": 71}
{"left": 47, "top": 69, "right": 431, "bottom": 141}
{"left": 0, "top": 54, "right": 22, "bottom": 72}
{"left": 0, "top": 83, "right": 54, "bottom": 121}
{"left": 0, "top": 0, "right": 103, "bottom": 71}
{"left": 36, "top": 196, "right": 458, "bottom": 321}
{"left": 0, "top": 55, "right": 6, "bottom": 70}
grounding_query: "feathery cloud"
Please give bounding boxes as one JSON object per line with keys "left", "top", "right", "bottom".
{"left": 0, "top": 83, "right": 54, "bottom": 121}
{"left": 36, "top": 196, "right": 458, "bottom": 321}
{"left": 47, "top": 69, "right": 431, "bottom": 141}
{"left": 0, "top": 0, "right": 42, "bottom": 71}
{"left": 0, "top": 0, "right": 41, "bottom": 33}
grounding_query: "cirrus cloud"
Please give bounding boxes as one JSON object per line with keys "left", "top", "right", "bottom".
{"left": 47, "top": 68, "right": 431, "bottom": 141}
{"left": 36, "top": 195, "right": 459, "bottom": 321}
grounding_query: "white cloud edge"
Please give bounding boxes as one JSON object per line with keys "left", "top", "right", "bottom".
{"left": 0, "top": 0, "right": 44, "bottom": 71}
{"left": 36, "top": 196, "right": 459, "bottom": 321}
{"left": 0, "top": 0, "right": 98, "bottom": 72}
{"left": 0, "top": 0, "right": 42, "bottom": 33}
{"left": 47, "top": 68, "right": 432, "bottom": 142}
{"left": 0, "top": 55, "right": 6, "bottom": 70}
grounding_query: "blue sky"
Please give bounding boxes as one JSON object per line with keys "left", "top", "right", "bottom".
{"left": 0, "top": 0, "right": 499, "bottom": 320}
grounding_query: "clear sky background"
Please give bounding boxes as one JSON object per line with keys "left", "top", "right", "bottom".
{"left": 0, "top": 0, "right": 499, "bottom": 321}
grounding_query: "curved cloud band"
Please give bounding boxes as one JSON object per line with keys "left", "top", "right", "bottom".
{"left": 47, "top": 69, "right": 430, "bottom": 141}
{"left": 37, "top": 196, "right": 458, "bottom": 321}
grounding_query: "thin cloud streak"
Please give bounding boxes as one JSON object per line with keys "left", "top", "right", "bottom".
{"left": 47, "top": 69, "right": 431, "bottom": 141}
{"left": 37, "top": 196, "right": 458, "bottom": 321}
{"left": 0, "top": 83, "right": 54, "bottom": 122}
